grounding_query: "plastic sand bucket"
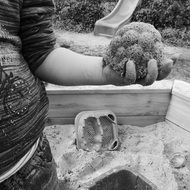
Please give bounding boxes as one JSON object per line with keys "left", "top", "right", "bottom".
{"left": 75, "top": 110, "right": 119, "bottom": 152}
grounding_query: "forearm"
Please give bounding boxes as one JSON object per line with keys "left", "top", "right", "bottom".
{"left": 35, "top": 47, "right": 107, "bottom": 86}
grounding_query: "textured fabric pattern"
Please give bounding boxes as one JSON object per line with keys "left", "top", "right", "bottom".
{"left": 0, "top": 135, "right": 60, "bottom": 190}
{"left": 0, "top": 0, "right": 56, "bottom": 175}
{"left": 20, "top": 0, "right": 56, "bottom": 73}
{"left": 0, "top": 138, "right": 39, "bottom": 183}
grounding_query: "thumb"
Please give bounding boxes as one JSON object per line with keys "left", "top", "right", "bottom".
{"left": 170, "top": 53, "right": 181, "bottom": 65}
{"left": 157, "top": 58, "right": 173, "bottom": 80}
{"left": 103, "top": 65, "right": 124, "bottom": 86}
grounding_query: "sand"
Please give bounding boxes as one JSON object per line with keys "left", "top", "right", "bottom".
{"left": 55, "top": 30, "right": 190, "bottom": 61}
{"left": 44, "top": 122, "right": 190, "bottom": 190}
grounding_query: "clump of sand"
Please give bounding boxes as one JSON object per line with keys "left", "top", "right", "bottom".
{"left": 45, "top": 122, "right": 190, "bottom": 190}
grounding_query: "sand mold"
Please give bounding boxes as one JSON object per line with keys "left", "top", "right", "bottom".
{"left": 45, "top": 122, "right": 190, "bottom": 190}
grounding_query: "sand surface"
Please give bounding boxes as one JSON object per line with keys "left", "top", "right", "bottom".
{"left": 55, "top": 30, "right": 190, "bottom": 61}
{"left": 45, "top": 122, "right": 190, "bottom": 190}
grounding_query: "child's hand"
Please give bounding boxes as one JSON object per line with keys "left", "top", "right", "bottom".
{"left": 102, "top": 54, "right": 179, "bottom": 86}
{"left": 102, "top": 22, "right": 181, "bottom": 86}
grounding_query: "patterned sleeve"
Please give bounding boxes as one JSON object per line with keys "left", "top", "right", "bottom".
{"left": 20, "top": 0, "right": 56, "bottom": 73}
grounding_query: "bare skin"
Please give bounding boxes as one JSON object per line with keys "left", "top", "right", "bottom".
{"left": 35, "top": 47, "right": 179, "bottom": 86}
{"left": 35, "top": 47, "right": 125, "bottom": 86}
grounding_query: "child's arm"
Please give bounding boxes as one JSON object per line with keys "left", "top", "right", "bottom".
{"left": 20, "top": 0, "right": 123, "bottom": 86}
{"left": 20, "top": 0, "right": 178, "bottom": 87}
{"left": 35, "top": 47, "right": 123, "bottom": 86}
{"left": 35, "top": 46, "right": 179, "bottom": 86}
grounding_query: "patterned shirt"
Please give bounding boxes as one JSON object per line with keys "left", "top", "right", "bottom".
{"left": 0, "top": 0, "right": 56, "bottom": 175}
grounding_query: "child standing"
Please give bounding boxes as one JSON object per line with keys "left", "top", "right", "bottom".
{"left": 0, "top": 0, "right": 175, "bottom": 189}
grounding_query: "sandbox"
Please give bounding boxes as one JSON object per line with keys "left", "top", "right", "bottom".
{"left": 45, "top": 80, "right": 190, "bottom": 190}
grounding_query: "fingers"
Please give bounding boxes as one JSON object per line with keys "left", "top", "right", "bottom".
{"left": 170, "top": 53, "right": 181, "bottom": 65}
{"left": 103, "top": 65, "right": 124, "bottom": 86}
{"left": 124, "top": 60, "right": 136, "bottom": 85}
{"left": 103, "top": 56, "right": 173, "bottom": 86}
{"left": 103, "top": 59, "right": 137, "bottom": 86}
{"left": 157, "top": 58, "right": 173, "bottom": 80}
{"left": 137, "top": 59, "right": 158, "bottom": 86}
{"left": 144, "top": 59, "right": 158, "bottom": 85}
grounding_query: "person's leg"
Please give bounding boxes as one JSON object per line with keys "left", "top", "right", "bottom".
{"left": 0, "top": 135, "right": 60, "bottom": 190}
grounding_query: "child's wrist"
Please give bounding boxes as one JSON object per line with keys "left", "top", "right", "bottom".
{"left": 101, "top": 58, "right": 110, "bottom": 85}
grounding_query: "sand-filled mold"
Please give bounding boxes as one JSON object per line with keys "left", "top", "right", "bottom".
{"left": 44, "top": 122, "right": 190, "bottom": 190}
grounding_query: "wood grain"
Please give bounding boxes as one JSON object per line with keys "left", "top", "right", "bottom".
{"left": 165, "top": 120, "right": 190, "bottom": 137}
{"left": 46, "top": 80, "right": 173, "bottom": 127}
{"left": 48, "top": 93, "right": 170, "bottom": 117}
{"left": 46, "top": 115, "right": 165, "bottom": 127}
{"left": 166, "top": 80, "right": 190, "bottom": 132}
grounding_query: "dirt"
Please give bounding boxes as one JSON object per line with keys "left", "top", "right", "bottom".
{"left": 44, "top": 122, "right": 190, "bottom": 190}
{"left": 55, "top": 30, "right": 110, "bottom": 57}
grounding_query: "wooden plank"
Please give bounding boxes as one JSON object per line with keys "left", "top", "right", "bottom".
{"left": 165, "top": 120, "right": 190, "bottom": 138}
{"left": 46, "top": 80, "right": 173, "bottom": 94}
{"left": 171, "top": 80, "right": 190, "bottom": 101}
{"left": 48, "top": 93, "right": 171, "bottom": 118}
{"left": 166, "top": 80, "right": 190, "bottom": 132}
{"left": 46, "top": 115, "right": 165, "bottom": 127}
{"left": 46, "top": 80, "right": 173, "bottom": 126}
{"left": 46, "top": 82, "right": 172, "bottom": 126}
{"left": 166, "top": 95, "right": 190, "bottom": 132}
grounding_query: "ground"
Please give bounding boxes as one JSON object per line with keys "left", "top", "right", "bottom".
{"left": 44, "top": 122, "right": 190, "bottom": 190}
{"left": 47, "top": 30, "right": 190, "bottom": 190}
{"left": 55, "top": 30, "right": 190, "bottom": 83}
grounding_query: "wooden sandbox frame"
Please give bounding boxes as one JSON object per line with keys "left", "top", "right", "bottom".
{"left": 45, "top": 79, "right": 190, "bottom": 189}
{"left": 46, "top": 80, "right": 190, "bottom": 135}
